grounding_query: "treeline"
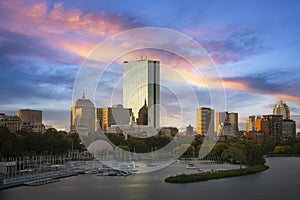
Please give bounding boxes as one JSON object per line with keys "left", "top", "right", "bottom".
{"left": 1, "top": 126, "right": 300, "bottom": 163}
{"left": 0, "top": 127, "right": 81, "bottom": 157}
{"left": 106, "top": 133, "right": 172, "bottom": 153}
{"left": 262, "top": 138, "right": 300, "bottom": 155}
{"left": 205, "top": 138, "right": 265, "bottom": 166}
{"left": 107, "top": 135, "right": 266, "bottom": 166}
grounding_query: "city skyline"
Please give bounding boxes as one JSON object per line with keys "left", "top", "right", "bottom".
{"left": 1, "top": 0, "right": 300, "bottom": 131}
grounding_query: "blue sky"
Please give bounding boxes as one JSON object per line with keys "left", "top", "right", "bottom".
{"left": 0, "top": 0, "right": 300, "bottom": 131}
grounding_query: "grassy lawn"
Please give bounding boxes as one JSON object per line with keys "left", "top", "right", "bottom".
{"left": 165, "top": 165, "right": 269, "bottom": 183}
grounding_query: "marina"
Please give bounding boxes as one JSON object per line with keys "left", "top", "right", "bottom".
{"left": 1, "top": 157, "right": 298, "bottom": 200}
{"left": 0, "top": 156, "right": 228, "bottom": 190}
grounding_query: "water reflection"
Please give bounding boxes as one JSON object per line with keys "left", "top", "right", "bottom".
{"left": 0, "top": 158, "right": 299, "bottom": 200}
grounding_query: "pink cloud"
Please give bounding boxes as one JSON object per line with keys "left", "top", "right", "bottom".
{"left": 0, "top": 0, "right": 140, "bottom": 60}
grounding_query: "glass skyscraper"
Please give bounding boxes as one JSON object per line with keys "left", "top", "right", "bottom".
{"left": 123, "top": 58, "right": 160, "bottom": 128}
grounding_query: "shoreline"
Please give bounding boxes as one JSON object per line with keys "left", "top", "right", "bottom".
{"left": 265, "top": 154, "right": 300, "bottom": 157}
{"left": 165, "top": 165, "right": 269, "bottom": 183}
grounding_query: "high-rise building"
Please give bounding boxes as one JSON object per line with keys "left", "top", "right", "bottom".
{"left": 273, "top": 100, "right": 290, "bottom": 119}
{"left": 228, "top": 112, "right": 239, "bottom": 134}
{"left": 70, "top": 91, "right": 95, "bottom": 134}
{"left": 282, "top": 119, "right": 296, "bottom": 138}
{"left": 186, "top": 124, "right": 194, "bottom": 134}
{"left": 216, "top": 111, "right": 239, "bottom": 136}
{"left": 216, "top": 112, "right": 228, "bottom": 135}
{"left": 246, "top": 115, "right": 262, "bottom": 132}
{"left": 196, "top": 107, "right": 214, "bottom": 135}
{"left": 17, "top": 109, "right": 43, "bottom": 133}
{"left": 101, "top": 107, "right": 114, "bottom": 132}
{"left": 95, "top": 108, "right": 102, "bottom": 132}
{"left": 95, "top": 104, "right": 132, "bottom": 132}
{"left": 261, "top": 115, "right": 283, "bottom": 140}
{"left": 123, "top": 58, "right": 160, "bottom": 128}
{"left": 246, "top": 116, "right": 255, "bottom": 132}
{"left": 111, "top": 104, "right": 132, "bottom": 127}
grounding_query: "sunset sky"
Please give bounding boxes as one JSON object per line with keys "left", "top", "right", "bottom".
{"left": 1, "top": 0, "right": 300, "bottom": 131}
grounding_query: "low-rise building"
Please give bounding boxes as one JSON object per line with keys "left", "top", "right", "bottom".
{"left": 0, "top": 113, "right": 21, "bottom": 133}
{"left": 160, "top": 127, "right": 178, "bottom": 137}
{"left": 17, "top": 109, "right": 44, "bottom": 133}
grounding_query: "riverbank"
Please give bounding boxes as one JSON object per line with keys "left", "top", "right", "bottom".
{"left": 165, "top": 165, "right": 269, "bottom": 183}
{"left": 265, "top": 154, "right": 300, "bottom": 157}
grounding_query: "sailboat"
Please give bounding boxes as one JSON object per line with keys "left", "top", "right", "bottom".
{"left": 147, "top": 147, "right": 158, "bottom": 167}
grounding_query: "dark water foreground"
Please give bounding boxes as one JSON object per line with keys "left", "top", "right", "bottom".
{"left": 0, "top": 157, "right": 299, "bottom": 200}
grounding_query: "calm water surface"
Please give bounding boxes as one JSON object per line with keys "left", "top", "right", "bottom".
{"left": 0, "top": 157, "right": 299, "bottom": 200}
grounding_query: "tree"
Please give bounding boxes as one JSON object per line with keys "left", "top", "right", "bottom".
{"left": 221, "top": 142, "right": 246, "bottom": 169}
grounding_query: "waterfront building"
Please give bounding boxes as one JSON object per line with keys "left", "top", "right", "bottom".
{"left": 196, "top": 107, "right": 214, "bottom": 135}
{"left": 17, "top": 109, "right": 44, "bottom": 133}
{"left": 123, "top": 58, "right": 160, "bottom": 128}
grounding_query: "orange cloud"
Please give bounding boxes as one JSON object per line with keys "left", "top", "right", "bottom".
{"left": 221, "top": 78, "right": 300, "bottom": 104}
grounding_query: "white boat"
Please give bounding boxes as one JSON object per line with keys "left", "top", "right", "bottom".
{"left": 186, "top": 163, "right": 201, "bottom": 170}
{"left": 147, "top": 162, "right": 158, "bottom": 167}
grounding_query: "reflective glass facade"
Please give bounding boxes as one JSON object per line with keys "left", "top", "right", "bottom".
{"left": 123, "top": 59, "right": 160, "bottom": 128}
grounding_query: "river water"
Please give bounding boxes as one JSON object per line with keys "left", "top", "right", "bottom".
{"left": 0, "top": 157, "right": 299, "bottom": 200}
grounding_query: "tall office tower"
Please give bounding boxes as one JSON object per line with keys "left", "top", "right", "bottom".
{"left": 228, "top": 112, "right": 239, "bottom": 134}
{"left": 216, "top": 111, "right": 238, "bottom": 136}
{"left": 17, "top": 109, "right": 43, "bottom": 133}
{"left": 246, "top": 115, "right": 262, "bottom": 132}
{"left": 70, "top": 91, "right": 95, "bottom": 134}
{"left": 196, "top": 107, "right": 214, "bottom": 135}
{"left": 246, "top": 116, "right": 255, "bottom": 132}
{"left": 273, "top": 100, "right": 290, "bottom": 119}
{"left": 123, "top": 58, "right": 160, "bottom": 128}
{"left": 216, "top": 112, "right": 228, "bottom": 135}
{"left": 254, "top": 116, "right": 262, "bottom": 132}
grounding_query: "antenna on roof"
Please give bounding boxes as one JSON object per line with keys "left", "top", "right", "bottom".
{"left": 82, "top": 89, "right": 85, "bottom": 99}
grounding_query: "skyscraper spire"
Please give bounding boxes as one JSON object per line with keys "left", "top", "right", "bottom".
{"left": 82, "top": 89, "right": 85, "bottom": 99}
